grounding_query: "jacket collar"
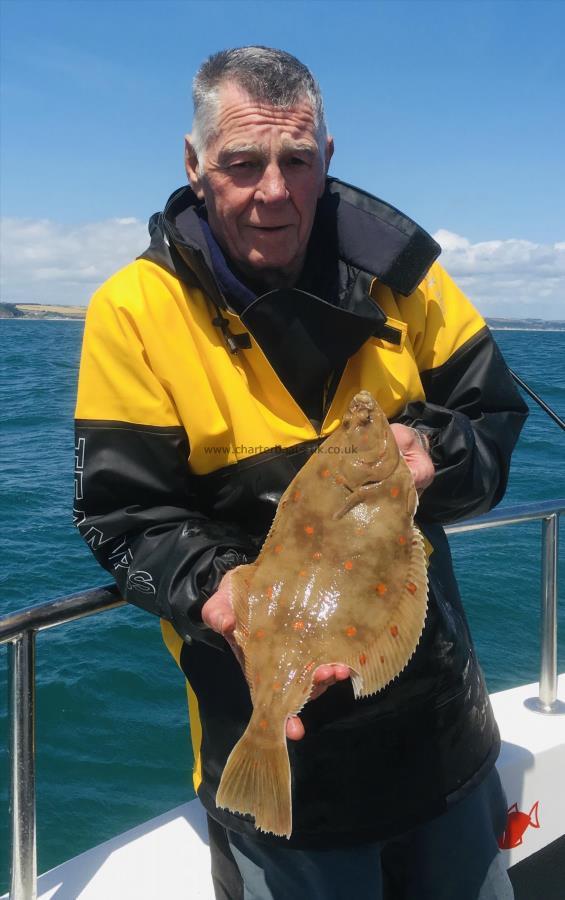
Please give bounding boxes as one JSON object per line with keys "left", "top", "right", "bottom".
{"left": 140, "top": 177, "right": 440, "bottom": 308}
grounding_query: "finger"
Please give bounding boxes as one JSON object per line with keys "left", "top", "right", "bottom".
{"left": 312, "top": 664, "right": 334, "bottom": 684}
{"left": 201, "top": 598, "right": 236, "bottom": 635}
{"left": 389, "top": 423, "right": 414, "bottom": 452}
{"left": 216, "top": 610, "right": 237, "bottom": 636}
{"left": 332, "top": 664, "right": 351, "bottom": 681}
{"left": 409, "top": 459, "right": 435, "bottom": 493}
{"left": 312, "top": 663, "right": 350, "bottom": 684}
{"left": 308, "top": 666, "right": 350, "bottom": 701}
{"left": 286, "top": 715, "right": 305, "bottom": 741}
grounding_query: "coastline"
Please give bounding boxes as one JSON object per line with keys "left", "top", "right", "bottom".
{"left": 489, "top": 327, "right": 565, "bottom": 332}
{"left": 0, "top": 303, "right": 87, "bottom": 320}
{"left": 0, "top": 316, "right": 85, "bottom": 321}
{"left": 1, "top": 304, "right": 564, "bottom": 331}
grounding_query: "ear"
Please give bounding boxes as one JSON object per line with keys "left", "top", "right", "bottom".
{"left": 319, "top": 136, "right": 334, "bottom": 196}
{"left": 325, "top": 136, "right": 334, "bottom": 173}
{"left": 184, "top": 135, "right": 205, "bottom": 199}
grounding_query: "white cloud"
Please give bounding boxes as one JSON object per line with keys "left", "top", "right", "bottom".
{"left": 0, "top": 217, "right": 149, "bottom": 306}
{"left": 433, "top": 230, "right": 565, "bottom": 320}
{"left": 1, "top": 216, "right": 563, "bottom": 319}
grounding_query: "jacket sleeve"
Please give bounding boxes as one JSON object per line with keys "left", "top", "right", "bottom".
{"left": 393, "top": 263, "right": 529, "bottom": 523}
{"left": 74, "top": 286, "right": 259, "bottom": 649}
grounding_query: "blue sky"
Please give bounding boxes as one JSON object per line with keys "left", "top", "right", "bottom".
{"left": 1, "top": 0, "right": 564, "bottom": 317}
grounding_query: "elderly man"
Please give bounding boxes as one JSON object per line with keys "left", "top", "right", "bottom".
{"left": 75, "top": 47, "right": 526, "bottom": 900}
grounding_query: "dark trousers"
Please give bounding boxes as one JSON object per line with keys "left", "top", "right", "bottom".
{"left": 208, "top": 767, "right": 514, "bottom": 900}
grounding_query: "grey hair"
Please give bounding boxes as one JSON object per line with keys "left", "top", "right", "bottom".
{"left": 191, "top": 46, "right": 328, "bottom": 163}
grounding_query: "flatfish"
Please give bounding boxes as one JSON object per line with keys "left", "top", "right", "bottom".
{"left": 216, "top": 390, "right": 428, "bottom": 837}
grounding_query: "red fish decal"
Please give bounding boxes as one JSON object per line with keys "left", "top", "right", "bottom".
{"left": 498, "top": 801, "right": 540, "bottom": 850}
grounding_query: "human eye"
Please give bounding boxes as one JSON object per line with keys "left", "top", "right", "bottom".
{"left": 229, "top": 160, "right": 256, "bottom": 170}
{"left": 283, "top": 150, "right": 314, "bottom": 170}
{"left": 222, "top": 154, "right": 263, "bottom": 174}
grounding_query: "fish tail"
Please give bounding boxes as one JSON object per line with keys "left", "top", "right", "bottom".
{"left": 216, "top": 716, "right": 292, "bottom": 838}
{"left": 529, "top": 800, "right": 540, "bottom": 828}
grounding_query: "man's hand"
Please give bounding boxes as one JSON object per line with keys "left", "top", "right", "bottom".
{"left": 389, "top": 423, "right": 435, "bottom": 493}
{"left": 201, "top": 574, "right": 239, "bottom": 654}
{"left": 285, "top": 663, "right": 350, "bottom": 740}
{"left": 201, "top": 572, "right": 350, "bottom": 741}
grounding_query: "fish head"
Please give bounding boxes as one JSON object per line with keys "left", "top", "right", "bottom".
{"left": 341, "top": 391, "right": 389, "bottom": 447}
{"left": 334, "top": 391, "right": 400, "bottom": 489}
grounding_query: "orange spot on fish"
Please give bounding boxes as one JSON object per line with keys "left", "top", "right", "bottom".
{"left": 274, "top": 544, "right": 283, "bottom": 554}
{"left": 398, "top": 535, "right": 407, "bottom": 545}
{"left": 390, "top": 486, "right": 400, "bottom": 498}
{"left": 390, "top": 625, "right": 399, "bottom": 638}
{"left": 255, "top": 629, "right": 266, "bottom": 639}
{"left": 376, "top": 583, "right": 388, "bottom": 595}
{"left": 304, "top": 525, "right": 315, "bottom": 535}
{"left": 344, "top": 560, "right": 354, "bottom": 570}
{"left": 380, "top": 655, "right": 385, "bottom": 664}
{"left": 320, "top": 468, "right": 331, "bottom": 478}
{"left": 335, "top": 474, "right": 346, "bottom": 485}
{"left": 266, "top": 586, "right": 274, "bottom": 599}
{"left": 359, "top": 653, "right": 367, "bottom": 666}
{"left": 273, "top": 682, "right": 282, "bottom": 692}
{"left": 406, "top": 582, "right": 417, "bottom": 594}
{"left": 312, "top": 551, "right": 322, "bottom": 560}
{"left": 293, "top": 490, "right": 302, "bottom": 502}
{"left": 258, "top": 718, "right": 269, "bottom": 731}
{"left": 345, "top": 626, "right": 357, "bottom": 637}
{"left": 298, "top": 569, "right": 308, "bottom": 577}
{"left": 293, "top": 620, "right": 305, "bottom": 631}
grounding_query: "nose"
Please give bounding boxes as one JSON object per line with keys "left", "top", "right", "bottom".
{"left": 255, "top": 164, "right": 289, "bottom": 204}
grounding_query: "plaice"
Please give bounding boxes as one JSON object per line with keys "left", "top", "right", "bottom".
{"left": 216, "top": 390, "right": 428, "bottom": 837}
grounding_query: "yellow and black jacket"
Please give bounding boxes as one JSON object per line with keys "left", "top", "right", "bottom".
{"left": 75, "top": 178, "right": 527, "bottom": 847}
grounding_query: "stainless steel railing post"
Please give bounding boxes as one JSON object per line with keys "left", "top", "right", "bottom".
{"left": 9, "top": 631, "right": 37, "bottom": 900}
{"left": 539, "top": 514, "right": 559, "bottom": 708}
{"left": 523, "top": 512, "right": 564, "bottom": 715}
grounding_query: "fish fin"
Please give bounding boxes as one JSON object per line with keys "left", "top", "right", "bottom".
{"left": 508, "top": 802, "right": 519, "bottom": 814}
{"left": 349, "top": 669, "right": 364, "bottom": 698}
{"left": 216, "top": 716, "right": 292, "bottom": 839}
{"left": 348, "top": 526, "right": 428, "bottom": 699}
{"left": 228, "top": 565, "right": 253, "bottom": 635}
{"left": 529, "top": 801, "right": 540, "bottom": 828}
{"left": 407, "top": 480, "right": 418, "bottom": 517}
{"left": 228, "top": 566, "right": 255, "bottom": 698}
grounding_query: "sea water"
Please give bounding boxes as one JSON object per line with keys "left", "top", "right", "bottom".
{"left": 0, "top": 320, "right": 564, "bottom": 888}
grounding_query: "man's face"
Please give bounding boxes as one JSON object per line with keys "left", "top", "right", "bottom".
{"left": 185, "top": 82, "right": 333, "bottom": 287}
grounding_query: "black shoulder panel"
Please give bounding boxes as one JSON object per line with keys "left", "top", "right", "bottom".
{"left": 397, "top": 327, "right": 529, "bottom": 522}
{"left": 324, "top": 178, "right": 441, "bottom": 296}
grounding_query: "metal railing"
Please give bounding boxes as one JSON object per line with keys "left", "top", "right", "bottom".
{"left": 1, "top": 586, "right": 124, "bottom": 900}
{"left": 1, "top": 500, "right": 563, "bottom": 899}
{"left": 446, "top": 499, "right": 563, "bottom": 714}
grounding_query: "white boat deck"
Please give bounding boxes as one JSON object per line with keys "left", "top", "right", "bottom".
{"left": 4, "top": 676, "right": 564, "bottom": 900}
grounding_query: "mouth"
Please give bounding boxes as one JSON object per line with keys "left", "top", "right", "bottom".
{"left": 247, "top": 224, "right": 291, "bottom": 232}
